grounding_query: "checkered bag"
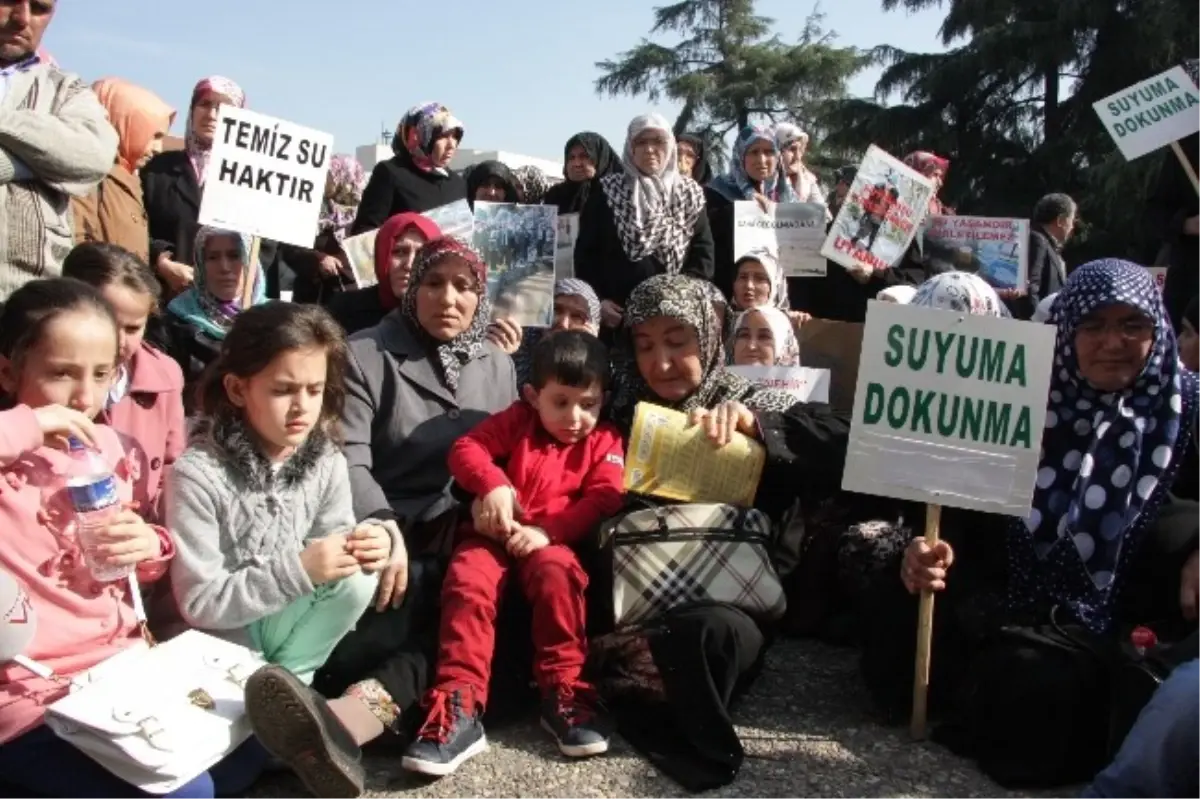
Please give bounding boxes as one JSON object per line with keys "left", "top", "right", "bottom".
{"left": 600, "top": 502, "right": 787, "bottom": 628}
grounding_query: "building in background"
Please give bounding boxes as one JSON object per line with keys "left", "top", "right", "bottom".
{"left": 356, "top": 143, "right": 392, "bottom": 173}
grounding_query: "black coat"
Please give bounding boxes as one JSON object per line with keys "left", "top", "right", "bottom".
{"left": 1148, "top": 131, "right": 1199, "bottom": 331}
{"left": 327, "top": 286, "right": 389, "bottom": 337}
{"left": 351, "top": 151, "right": 468, "bottom": 234}
{"left": 703, "top": 188, "right": 738, "bottom": 299}
{"left": 1009, "top": 228, "right": 1066, "bottom": 320}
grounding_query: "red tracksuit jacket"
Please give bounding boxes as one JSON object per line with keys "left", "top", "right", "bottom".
{"left": 447, "top": 400, "right": 626, "bottom": 546}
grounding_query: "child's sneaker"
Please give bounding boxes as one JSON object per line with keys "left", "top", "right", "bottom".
{"left": 540, "top": 683, "right": 612, "bottom": 757}
{"left": 400, "top": 688, "right": 488, "bottom": 777}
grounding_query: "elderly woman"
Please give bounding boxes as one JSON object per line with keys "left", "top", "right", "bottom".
{"left": 774, "top": 123, "right": 827, "bottom": 211}
{"left": 543, "top": 132, "right": 621, "bottom": 215}
{"left": 592, "top": 274, "right": 848, "bottom": 791}
{"left": 498, "top": 278, "right": 602, "bottom": 387}
{"left": 727, "top": 306, "right": 800, "bottom": 368}
{"left": 353, "top": 102, "right": 467, "bottom": 233}
{"left": 676, "top": 133, "right": 713, "bottom": 185}
{"left": 861, "top": 261, "right": 1199, "bottom": 789}
{"left": 281, "top": 154, "right": 367, "bottom": 303}
{"left": 575, "top": 114, "right": 714, "bottom": 330}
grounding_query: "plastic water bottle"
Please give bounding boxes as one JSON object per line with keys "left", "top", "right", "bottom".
{"left": 65, "top": 437, "right": 130, "bottom": 583}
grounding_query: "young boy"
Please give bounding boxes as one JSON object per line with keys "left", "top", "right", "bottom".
{"left": 402, "top": 331, "right": 625, "bottom": 777}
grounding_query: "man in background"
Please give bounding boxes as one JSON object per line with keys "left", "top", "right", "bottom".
{"left": 1011, "top": 192, "right": 1075, "bottom": 320}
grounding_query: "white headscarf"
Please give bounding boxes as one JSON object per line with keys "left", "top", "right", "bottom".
{"left": 1032, "top": 292, "right": 1059, "bottom": 323}
{"left": 728, "top": 306, "right": 800, "bottom": 367}
{"left": 876, "top": 285, "right": 917, "bottom": 304}
{"left": 734, "top": 248, "right": 790, "bottom": 312}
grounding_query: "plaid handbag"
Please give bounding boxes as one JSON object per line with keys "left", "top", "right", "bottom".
{"left": 599, "top": 502, "right": 787, "bottom": 628}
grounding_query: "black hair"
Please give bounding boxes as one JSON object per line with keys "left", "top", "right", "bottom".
{"left": 62, "top": 243, "right": 163, "bottom": 310}
{"left": 1033, "top": 193, "right": 1076, "bottom": 226}
{"left": 198, "top": 302, "right": 349, "bottom": 440}
{"left": 528, "top": 330, "right": 610, "bottom": 391}
{"left": 0, "top": 278, "right": 118, "bottom": 370}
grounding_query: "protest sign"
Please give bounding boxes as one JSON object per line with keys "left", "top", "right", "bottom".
{"left": 1093, "top": 66, "right": 1200, "bottom": 162}
{"left": 1146, "top": 266, "right": 1168, "bottom": 295}
{"left": 342, "top": 230, "right": 377, "bottom": 288}
{"left": 554, "top": 213, "right": 580, "bottom": 280}
{"left": 820, "top": 145, "right": 935, "bottom": 275}
{"left": 797, "top": 319, "right": 865, "bottom": 414}
{"left": 920, "top": 216, "right": 1030, "bottom": 292}
{"left": 473, "top": 202, "right": 558, "bottom": 327}
{"left": 843, "top": 300, "right": 1055, "bottom": 516}
{"left": 423, "top": 199, "right": 475, "bottom": 242}
{"left": 734, "top": 202, "right": 827, "bottom": 277}
{"left": 198, "top": 106, "right": 333, "bottom": 248}
{"left": 728, "top": 365, "right": 830, "bottom": 403}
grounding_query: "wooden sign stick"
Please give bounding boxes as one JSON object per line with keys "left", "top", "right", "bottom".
{"left": 1170, "top": 141, "right": 1200, "bottom": 195}
{"left": 910, "top": 502, "right": 943, "bottom": 740}
{"left": 241, "top": 237, "right": 262, "bottom": 309}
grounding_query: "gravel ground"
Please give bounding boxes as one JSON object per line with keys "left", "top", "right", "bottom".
{"left": 245, "top": 638, "right": 1068, "bottom": 798}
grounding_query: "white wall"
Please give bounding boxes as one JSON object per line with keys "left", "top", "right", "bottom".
{"left": 355, "top": 143, "right": 392, "bottom": 173}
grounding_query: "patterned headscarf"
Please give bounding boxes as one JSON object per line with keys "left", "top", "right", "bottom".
{"left": 707, "top": 125, "right": 799, "bottom": 204}
{"left": 728, "top": 307, "right": 800, "bottom": 367}
{"left": 911, "top": 272, "right": 1008, "bottom": 317}
{"left": 511, "top": 278, "right": 603, "bottom": 387}
{"left": 512, "top": 165, "right": 551, "bottom": 205}
{"left": 393, "top": 102, "right": 464, "bottom": 177}
{"left": 732, "top": 249, "right": 790, "bottom": 312}
{"left": 319, "top": 155, "right": 366, "bottom": 242}
{"left": 1009, "top": 259, "right": 1197, "bottom": 633}
{"left": 903, "top": 150, "right": 951, "bottom": 215}
{"left": 610, "top": 275, "right": 796, "bottom": 429}
{"left": 166, "top": 227, "right": 265, "bottom": 340}
{"left": 186, "top": 76, "right": 246, "bottom": 186}
{"left": 599, "top": 114, "right": 705, "bottom": 274}
{"left": 550, "top": 132, "right": 622, "bottom": 214}
{"left": 401, "top": 237, "right": 491, "bottom": 391}
{"left": 91, "top": 78, "right": 175, "bottom": 174}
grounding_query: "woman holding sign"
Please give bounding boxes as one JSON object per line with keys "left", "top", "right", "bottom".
{"left": 862, "top": 260, "right": 1199, "bottom": 789}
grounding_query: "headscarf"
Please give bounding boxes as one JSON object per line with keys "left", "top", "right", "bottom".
{"left": 677, "top": 133, "right": 713, "bottom": 185}
{"left": 466, "top": 160, "right": 520, "bottom": 206}
{"left": 728, "top": 307, "right": 800, "bottom": 367}
{"left": 903, "top": 150, "right": 952, "bottom": 215}
{"left": 185, "top": 76, "right": 246, "bottom": 187}
{"left": 773, "top": 122, "right": 823, "bottom": 201}
{"left": 599, "top": 114, "right": 706, "bottom": 274}
{"left": 511, "top": 278, "right": 603, "bottom": 386}
{"left": 876, "top": 285, "right": 917, "bottom": 305}
{"left": 90, "top": 78, "right": 175, "bottom": 174}
{"left": 374, "top": 212, "right": 443, "bottom": 311}
{"left": 910, "top": 271, "right": 1008, "bottom": 317}
{"left": 733, "top": 249, "right": 789, "bottom": 312}
{"left": 400, "top": 237, "right": 491, "bottom": 392}
{"left": 320, "top": 155, "right": 366, "bottom": 242}
{"left": 1010, "top": 259, "right": 1198, "bottom": 633}
{"left": 166, "top": 227, "right": 265, "bottom": 340}
{"left": 773, "top": 123, "right": 809, "bottom": 153}
{"left": 549, "top": 132, "right": 621, "bottom": 214}
{"left": 393, "top": 101, "right": 464, "bottom": 177}
{"left": 1032, "top": 292, "right": 1059, "bottom": 324}
{"left": 512, "top": 165, "right": 550, "bottom": 205}
{"left": 610, "top": 274, "right": 796, "bottom": 428}
{"left": 707, "top": 125, "right": 798, "bottom": 204}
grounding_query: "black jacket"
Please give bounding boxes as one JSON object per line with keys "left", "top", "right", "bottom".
{"left": 1010, "top": 227, "right": 1067, "bottom": 320}
{"left": 352, "top": 151, "right": 468, "bottom": 234}
{"left": 327, "top": 287, "right": 389, "bottom": 337}
{"left": 703, "top": 187, "right": 738, "bottom": 299}
{"left": 1148, "top": 131, "right": 1199, "bottom": 331}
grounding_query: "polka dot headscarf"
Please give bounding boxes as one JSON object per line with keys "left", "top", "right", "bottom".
{"left": 1010, "top": 259, "right": 1197, "bottom": 632}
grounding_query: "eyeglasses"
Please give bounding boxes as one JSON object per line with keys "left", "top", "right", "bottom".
{"left": 1075, "top": 318, "right": 1155, "bottom": 341}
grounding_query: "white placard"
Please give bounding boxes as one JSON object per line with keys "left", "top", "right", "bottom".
{"left": 1092, "top": 66, "right": 1200, "bottom": 161}
{"left": 198, "top": 106, "right": 334, "bottom": 248}
{"left": 920, "top": 216, "right": 1031, "bottom": 292}
{"left": 842, "top": 300, "right": 1056, "bottom": 516}
{"left": 729, "top": 365, "right": 830, "bottom": 403}
{"left": 733, "top": 202, "right": 827, "bottom": 277}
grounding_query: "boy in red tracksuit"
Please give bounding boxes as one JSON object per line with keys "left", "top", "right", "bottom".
{"left": 402, "top": 330, "right": 625, "bottom": 778}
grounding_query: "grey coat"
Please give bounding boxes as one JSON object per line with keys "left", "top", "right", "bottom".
{"left": 343, "top": 311, "right": 518, "bottom": 531}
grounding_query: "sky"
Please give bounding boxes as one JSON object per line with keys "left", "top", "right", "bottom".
{"left": 45, "top": 0, "right": 949, "bottom": 163}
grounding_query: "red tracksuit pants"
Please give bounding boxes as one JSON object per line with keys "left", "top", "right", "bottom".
{"left": 433, "top": 535, "right": 589, "bottom": 706}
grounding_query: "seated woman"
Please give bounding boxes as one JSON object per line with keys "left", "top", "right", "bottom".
{"left": 465, "top": 160, "right": 520, "bottom": 209}
{"left": 543, "top": 132, "right": 621, "bottom": 215}
{"left": 591, "top": 274, "right": 849, "bottom": 791}
{"left": 575, "top": 114, "right": 713, "bottom": 331}
{"left": 727, "top": 306, "right": 800, "bottom": 368}
{"left": 501, "top": 278, "right": 602, "bottom": 387}
{"left": 861, "top": 260, "right": 1199, "bottom": 789}
{"left": 327, "top": 212, "right": 441, "bottom": 336}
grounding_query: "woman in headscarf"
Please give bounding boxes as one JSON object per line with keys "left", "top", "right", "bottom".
{"left": 677, "top": 133, "right": 713, "bottom": 185}
{"left": 164, "top": 226, "right": 266, "bottom": 405}
{"left": 505, "top": 278, "right": 602, "bottom": 386}
{"left": 512, "top": 165, "right": 550, "bottom": 205}
{"left": 327, "top": 212, "right": 442, "bottom": 336}
{"left": 465, "top": 160, "right": 520, "bottom": 208}
{"left": 352, "top": 102, "right": 467, "bottom": 233}
{"left": 282, "top": 154, "right": 368, "bottom": 304}
{"left": 704, "top": 125, "right": 798, "bottom": 299}
{"left": 543, "top": 132, "right": 622, "bottom": 215}
{"left": 903, "top": 150, "right": 953, "bottom": 216}
{"left": 727, "top": 306, "right": 800, "bottom": 368}
{"left": 876, "top": 285, "right": 917, "bottom": 305}
{"left": 592, "top": 274, "right": 849, "bottom": 792}
{"left": 774, "top": 123, "right": 826, "bottom": 211}
{"left": 574, "top": 114, "right": 714, "bottom": 331}
{"left": 861, "top": 260, "right": 1199, "bottom": 789}
{"left": 730, "top": 249, "right": 789, "bottom": 313}
{"left": 71, "top": 79, "right": 174, "bottom": 266}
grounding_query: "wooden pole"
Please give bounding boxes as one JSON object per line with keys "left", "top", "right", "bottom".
{"left": 910, "top": 502, "right": 943, "bottom": 741}
{"left": 1170, "top": 141, "right": 1199, "bottom": 196}
{"left": 241, "top": 236, "right": 262, "bottom": 309}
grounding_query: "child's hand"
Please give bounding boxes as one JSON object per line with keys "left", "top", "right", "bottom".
{"left": 93, "top": 509, "right": 161, "bottom": 566}
{"left": 347, "top": 523, "right": 392, "bottom": 573}
{"left": 301, "top": 534, "right": 360, "bottom": 585}
{"left": 475, "top": 486, "right": 517, "bottom": 539}
{"left": 34, "top": 404, "right": 98, "bottom": 450}
{"left": 506, "top": 526, "right": 550, "bottom": 559}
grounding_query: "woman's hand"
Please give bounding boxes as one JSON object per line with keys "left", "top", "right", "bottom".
{"left": 1181, "top": 550, "right": 1198, "bottom": 621}
{"left": 93, "top": 509, "right": 161, "bottom": 567}
{"left": 687, "top": 401, "right": 757, "bottom": 448}
{"left": 34, "top": 404, "right": 98, "bottom": 450}
{"left": 787, "top": 310, "right": 811, "bottom": 330}
{"left": 156, "top": 254, "right": 194, "bottom": 295}
{"left": 317, "top": 254, "right": 345, "bottom": 278}
{"left": 374, "top": 541, "right": 409, "bottom": 611}
{"left": 486, "top": 318, "right": 523, "bottom": 355}
{"left": 600, "top": 300, "right": 624, "bottom": 329}
{"left": 753, "top": 192, "right": 774, "bottom": 215}
{"left": 901, "top": 538, "right": 955, "bottom": 594}
{"left": 347, "top": 523, "right": 392, "bottom": 573}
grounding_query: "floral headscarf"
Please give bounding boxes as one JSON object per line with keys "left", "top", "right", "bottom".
{"left": 903, "top": 150, "right": 952, "bottom": 215}
{"left": 320, "top": 155, "right": 366, "bottom": 241}
{"left": 728, "top": 307, "right": 800, "bottom": 367}
{"left": 166, "top": 227, "right": 265, "bottom": 340}
{"left": 401, "top": 237, "right": 491, "bottom": 391}
{"left": 1009, "top": 259, "right": 1198, "bottom": 633}
{"left": 186, "top": 76, "right": 246, "bottom": 186}
{"left": 708, "top": 125, "right": 798, "bottom": 204}
{"left": 733, "top": 248, "right": 790, "bottom": 312}
{"left": 393, "top": 101, "right": 464, "bottom": 177}
{"left": 511, "top": 278, "right": 603, "bottom": 387}
{"left": 91, "top": 78, "right": 175, "bottom": 174}
{"left": 512, "top": 165, "right": 551, "bottom": 205}
{"left": 375, "top": 212, "right": 442, "bottom": 311}
{"left": 911, "top": 272, "right": 1008, "bottom": 317}
{"left": 610, "top": 275, "right": 796, "bottom": 429}
{"left": 599, "top": 114, "right": 706, "bottom": 275}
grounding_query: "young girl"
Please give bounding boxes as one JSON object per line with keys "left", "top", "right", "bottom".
{"left": 0, "top": 279, "right": 260, "bottom": 797}
{"left": 167, "top": 302, "right": 401, "bottom": 797}
{"left": 62, "top": 243, "right": 186, "bottom": 525}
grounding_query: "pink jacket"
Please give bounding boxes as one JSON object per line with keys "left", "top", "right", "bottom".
{"left": 0, "top": 406, "right": 174, "bottom": 745}
{"left": 103, "top": 344, "right": 186, "bottom": 524}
